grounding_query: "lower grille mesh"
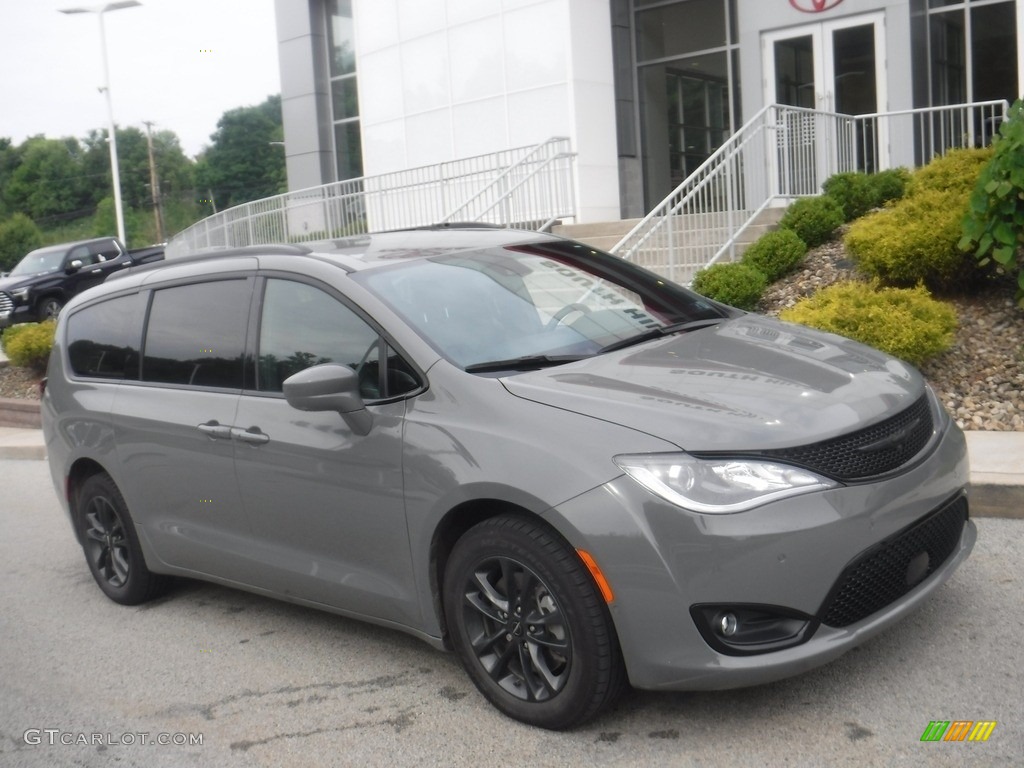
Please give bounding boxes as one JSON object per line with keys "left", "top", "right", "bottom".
{"left": 820, "top": 495, "right": 968, "bottom": 628}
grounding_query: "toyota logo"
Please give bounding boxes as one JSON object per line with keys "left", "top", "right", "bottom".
{"left": 789, "top": 0, "right": 845, "bottom": 12}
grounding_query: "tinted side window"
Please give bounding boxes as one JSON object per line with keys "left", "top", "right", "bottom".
{"left": 66, "top": 295, "right": 140, "bottom": 379}
{"left": 142, "top": 279, "right": 250, "bottom": 388}
{"left": 257, "top": 279, "right": 379, "bottom": 395}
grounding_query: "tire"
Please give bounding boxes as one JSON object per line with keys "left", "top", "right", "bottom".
{"left": 443, "top": 515, "right": 625, "bottom": 730}
{"left": 37, "top": 296, "right": 63, "bottom": 322}
{"left": 76, "top": 473, "right": 169, "bottom": 605}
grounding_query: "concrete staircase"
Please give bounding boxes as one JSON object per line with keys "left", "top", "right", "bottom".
{"left": 552, "top": 206, "right": 786, "bottom": 270}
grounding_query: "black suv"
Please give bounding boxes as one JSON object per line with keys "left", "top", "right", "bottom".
{"left": 0, "top": 237, "right": 161, "bottom": 328}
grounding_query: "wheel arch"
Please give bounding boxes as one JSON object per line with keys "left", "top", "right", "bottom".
{"left": 429, "top": 499, "right": 576, "bottom": 650}
{"left": 65, "top": 457, "right": 113, "bottom": 544}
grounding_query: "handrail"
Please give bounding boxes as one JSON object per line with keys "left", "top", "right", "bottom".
{"left": 166, "top": 138, "right": 577, "bottom": 258}
{"left": 610, "top": 100, "right": 1009, "bottom": 285}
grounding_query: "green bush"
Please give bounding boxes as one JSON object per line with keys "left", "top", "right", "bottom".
{"left": 778, "top": 195, "right": 844, "bottom": 248}
{"left": 823, "top": 172, "right": 875, "bottom": 221}
{"left": 1, "top": 321, "right": 56, "bottom": 371}
{"left": 741, "top": 229, "right": 807, "bottom": 282}
{"left": 960, "top": 99, "right": 1024, "bottom": 306}
{"left": 691, "top": 262, "right": 768, "bottom": 310}
{"left": 845, "top": 188, "right": 975, "bottom": 290}
{"left": 869, "top": 167, "right": 910, "bottom": 207}
{"left": 779, "top": 282, "right": 957, "bottom": 366}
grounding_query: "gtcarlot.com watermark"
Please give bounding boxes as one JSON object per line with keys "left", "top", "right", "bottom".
{"left": 23, "top": 729, "right": 203, "bottom": 747}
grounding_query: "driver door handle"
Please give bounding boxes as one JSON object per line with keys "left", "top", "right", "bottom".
{"left": 197, "top": 421, "right": 233, "bottom": 439}
{"left": 232, "top": 426, "right": 270, "bottom": 445}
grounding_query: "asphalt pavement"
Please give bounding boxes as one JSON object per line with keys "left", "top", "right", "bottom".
{"left": 0, "top": 458, "right": 1021, "bottom": 767}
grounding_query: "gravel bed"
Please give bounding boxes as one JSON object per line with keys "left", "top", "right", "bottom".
{"left": 2, "top": 246, "right": 1022, "bottom": 431}
{"left": 756, "top": 238, "right": 1024, "bottom": 432}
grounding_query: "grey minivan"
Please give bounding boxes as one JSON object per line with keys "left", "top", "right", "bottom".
{"left": 42, "top": 227, "right": 975, "bottom": 729}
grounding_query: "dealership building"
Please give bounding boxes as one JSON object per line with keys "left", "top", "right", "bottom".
{"left": 273, "top": 0, "right": 1022, "bottom": 225}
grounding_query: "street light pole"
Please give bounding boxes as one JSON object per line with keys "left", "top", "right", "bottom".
{"left": 59, "top": 1, "right": 141, "bottom": 245}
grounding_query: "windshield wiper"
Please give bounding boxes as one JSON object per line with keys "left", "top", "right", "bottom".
{"left": 464, "top": 354, "right": 588, "bottom": 374}
{"left": 598, "top": 318, "right": 725, "bottom": 354}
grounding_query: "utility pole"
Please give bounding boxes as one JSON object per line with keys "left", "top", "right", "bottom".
{"left": 142, "top": 120, "right": 164, "bottom": 242}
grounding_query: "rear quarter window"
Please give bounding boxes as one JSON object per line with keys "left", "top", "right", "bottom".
{"left": 66, "top": 294, "right": 142, "bottom": 379}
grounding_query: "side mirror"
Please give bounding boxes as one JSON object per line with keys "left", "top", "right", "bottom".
{"left": 283, "top": 363, "right": 372, "bottom": 436}
{"left": 65, "top": 259, "right": 84, "bottom": 273}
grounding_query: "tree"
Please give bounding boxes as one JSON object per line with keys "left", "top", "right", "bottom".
{"left": 196, "top": 95, "right": 286, "bottom": 211}
{"left": 0, "top": 213, "right": 44, "bottom": 272}
{"left": 2, "top": 137, "right": 93, "bottom": 222}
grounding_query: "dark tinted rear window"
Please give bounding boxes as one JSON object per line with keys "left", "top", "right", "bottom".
{"left": 142, "top": 279, "right": 250, "bottom": 388}
{"left": 66, "top": 295, "right": 141, "bottom": 379}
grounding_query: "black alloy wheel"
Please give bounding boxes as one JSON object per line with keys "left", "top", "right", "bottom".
{"left": 444, "top": 515, "right": 625, "bottom": 730}
{"left": 37, "top": 297, "right": 63, "bottom": 321}
{"left": 77, "top": 473, "right": 168, "bottom": 605}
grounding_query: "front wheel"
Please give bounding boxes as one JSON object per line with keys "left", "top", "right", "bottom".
{"left": 443, "top": 515, "right": 625, "bottom": 730}
{"left": 77, "top": 473, "right": 169, "bottom": 605}
{"left": 36, "top": 296, "right": 63, "bottom": 321}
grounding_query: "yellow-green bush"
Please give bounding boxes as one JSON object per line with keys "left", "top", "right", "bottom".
{"left": 906, "top": 146, "right": 993, "bottom": 196}
{"left": 844, "top": 188, "right": 972, "bottom": 289}
{"left": 691, "top": 262, "right": 767, "bottom": 310}
{"left": 779, "top": 282, "right": 957, "bottom": 365}
{"left": 1, "top": 321, "right": 56, "bottom": 371}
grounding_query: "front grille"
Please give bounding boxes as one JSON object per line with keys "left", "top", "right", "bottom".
{"left": 0, "top": 292, "right": 12, "bottom": 315}
{"left": 762, "top": 395, "right": 933, "bottom": 480}
{"left": 819, "top": 495, "right": 968, "bottom": 628}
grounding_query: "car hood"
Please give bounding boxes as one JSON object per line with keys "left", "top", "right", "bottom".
{"left": 501, "top": 315, "right": 927, "bottom": 451}
{"left": 0, "top": 272, "right": 50, "bottom": 292}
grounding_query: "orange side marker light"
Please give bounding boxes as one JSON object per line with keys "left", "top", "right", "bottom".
{"left": 577, "top": 549, "right": 615, "bottom": 604}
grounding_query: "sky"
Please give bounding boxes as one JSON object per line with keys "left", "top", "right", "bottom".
{"left": 0, "top": 0, "right": 282, "bottom": 158}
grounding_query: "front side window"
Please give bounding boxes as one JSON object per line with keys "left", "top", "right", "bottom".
{"left": 142, "top": 279, "right": 250, "bottom": 388}
{"left": 257, "top": 278, "right": 417, "bottom": 399}
{"left": 66, "top": 294, "right": 141, "bottom": 379}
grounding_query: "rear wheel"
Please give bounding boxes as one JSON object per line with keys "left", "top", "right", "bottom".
{"left": 443, "top": 515, "right": 625, "bottom": 730}
{"left": 77, "top": 473, "right": 169, "bottom": 605}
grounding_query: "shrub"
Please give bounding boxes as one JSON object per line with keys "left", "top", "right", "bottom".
{"left": 691, "top": 262, "right": 767, "bottom": 310}
{"left": 845, "top": 187, "right": 975, "bottom": 290}
{"left": 960, "top": 99, "right": 1024, "bottom": 306}
{"left": 0, "top": 213, "right": 43, "bottom": 273}
{"left": 778, "top": 195, "right": 844, "bottom": 248}
{"left": 741, "top": 229, "right": 807, "bottom": 282}
{"left": 907, "top": 146, "right": 993, "bottom": 197}
{"left": 869, "top": 167, "right": 910, "bottom": 207}
{"left": 1, "top": 321, "right": 56, "bottom": 371}
{"left": 779, "top": 282, "right": 957, "bottom": 366}
{"left": 823, "top": 172, "right": 875, "bottom": 221}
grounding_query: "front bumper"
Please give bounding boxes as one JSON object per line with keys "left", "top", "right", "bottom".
{"left": 545, "top": 418, "right": 972, "bottom": 691}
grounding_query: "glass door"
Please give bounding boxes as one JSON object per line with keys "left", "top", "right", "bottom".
{"left": 763, "top": 14, "right": 887, "bottom": 191}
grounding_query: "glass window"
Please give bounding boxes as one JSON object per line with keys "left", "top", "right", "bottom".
{"left": 356, "top": 243, "right": 725, "bottom": 370}
{"left": 971, "top": 2, "right": 1017, "bottom": 103}
{"left": 67, "top": 295, "right": 140, "bottom": 380}
{"left": 636, "top": 0, "right": 726, "bottom": 62}
{"left": 327, "top": 0, "right": 356, "bottom": 77}
{"left": 142, "top": 280, "right": 250, "bottom": 389}
{"left": 257, "top": 279, "right": 381, "bottom": 397}
{"left": 334, "top": 121, "right": 363, "bottom": 180}
{"left": 326, "top": 0, "right": 362, "bottom": 182}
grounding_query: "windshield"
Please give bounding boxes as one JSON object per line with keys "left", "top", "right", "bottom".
{"left": 9, "top": 246, "right": 66, "bottom": 277}
{"left": 356, "top": 240, "right": 728, "bottom": 369}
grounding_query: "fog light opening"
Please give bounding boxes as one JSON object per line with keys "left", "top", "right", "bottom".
{"left": 692, "top": 604, "right": 818, "bottom": 656}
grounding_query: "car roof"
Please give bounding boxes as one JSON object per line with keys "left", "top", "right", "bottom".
{"left": 133, "top": 227, "right": 562, "bottom": 277}
{"left": 28, "top": 237, "right": 119, "bottom": 256}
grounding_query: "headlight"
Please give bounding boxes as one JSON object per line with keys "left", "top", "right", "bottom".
{"left": 11, "top": 287, "right": 30, "bottom": 301}
{"left": 614, "top": 453, "right": 839, "bottom": 514}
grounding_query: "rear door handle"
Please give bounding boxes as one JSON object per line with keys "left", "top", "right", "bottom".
{"left": 232, "top": 426, "right": 270, "bottom": 445}
{"left": 197, "top": 421, "right": 232, "bottom": 439}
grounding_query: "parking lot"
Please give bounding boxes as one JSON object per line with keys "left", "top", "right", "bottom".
{"left": 1, "top": 457, "right": 1020, "bottom": 767}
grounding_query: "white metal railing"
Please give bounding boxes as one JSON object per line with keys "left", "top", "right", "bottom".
{"left": 167, "top": 138, "right": 576, "bottom": 257}
{"left": 611, "top": 100, "right": 1009, "bottom": 285}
